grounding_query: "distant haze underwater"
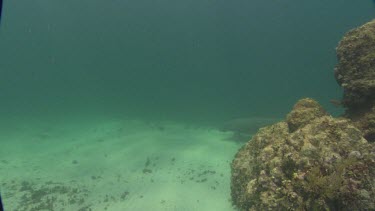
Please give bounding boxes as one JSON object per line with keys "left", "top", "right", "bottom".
{"left": 1, "top": 1, "right": 375, "bottom": 211}
{"left": 0, "top": 0, "right": 374, "bottom": 123}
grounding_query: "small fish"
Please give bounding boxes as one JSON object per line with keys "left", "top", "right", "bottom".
{"left": 219, "top": 117, "right": 281, "bottom": 142}
{"left": 0, "top": 193, "right": 4, "bottom": 211}
{"left": 0, "top": 0, "right": 2, "bottom": 24}
{"left": 219, "top": 117, "right": 280, "bottom": 134}
{"left": 330, "top": 99, "right": 342, "bottom": 107}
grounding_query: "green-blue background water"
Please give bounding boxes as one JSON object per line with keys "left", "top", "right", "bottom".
{"left": 1, "top": 0, "right": 373, "bottom": 123}
{"left": 0, "top": 0, "right": 374, "bottom": 210}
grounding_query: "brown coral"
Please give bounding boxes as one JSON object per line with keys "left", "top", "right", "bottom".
{"left": 335, "top": 19, "right": 375, "bottom": 109}
{"left": 231, "top": 19, "right": 375, "bottom": 211}
{"left": 286, "top": 98, "right": 327, "bottom": 132}
{"left": 231, "top": 99, "right": 375, "bottom": 211}
{"left": 334, "top": 19, "right": 375, "bottom": 142}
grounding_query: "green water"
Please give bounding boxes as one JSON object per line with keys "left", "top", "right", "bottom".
{"left": 0, "top": 0, "right": 374, "bottom": 210}
{"left": 1, "top": 0, "right": 373, "bottom": 122}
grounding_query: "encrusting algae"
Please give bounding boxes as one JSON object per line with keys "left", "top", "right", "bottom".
{"left": 231, "top": 19, "right": 375, "bottom": 211}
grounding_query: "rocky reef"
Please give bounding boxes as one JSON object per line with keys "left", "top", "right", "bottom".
{"left": 335, "top": 19, "right": 375, "bottom": 142}
{"left": 335, "top": 20, "right": 375, "bottom": 109}
{"left": 231, "top": 99, "right": 375, "bottom": 210}
{"left": 231, "top": 20, "right": 375, "bottom": 211}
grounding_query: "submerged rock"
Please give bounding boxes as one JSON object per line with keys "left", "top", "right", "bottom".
{"left": 347, "top": 105, "right": 375, "bottom": 142}
{"left": 231, "top": 99, "right": 375, "bottom": 211}
{"left": 334, "top": 19, "right": 375, "bottom": 142}
{"left": 231, "top": 19, "right": 375, "bottom": 211}
{"left": 335, "top": 19, "right": 375, "bottom": 109}
{"left": 286, "top": 98, "right": 326, "bottom": 133}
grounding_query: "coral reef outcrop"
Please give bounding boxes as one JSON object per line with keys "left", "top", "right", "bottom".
{"left": 231, "top": 19, "right": 375, "bottom": 211}
{"left": 335, "top": 19, "right": 375, "bottom": 142}
{"left": 346, "top": 105, "right": 375, "bottom": 142}
{"left": 231, "top": 99, "right": 375, "bottom": 211}
{"left": 335, "top": 20, "right": 375, "bottom": 109}
{"left": 286, "top": 98, "right": 326, "bottom": 133}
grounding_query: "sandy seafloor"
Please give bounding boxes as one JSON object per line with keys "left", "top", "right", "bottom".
{"left": 0, "top": 114, "right": 245, "bottom": 211}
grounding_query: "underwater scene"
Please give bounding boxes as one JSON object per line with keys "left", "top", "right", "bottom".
{"left": 0, "top": 0, "right": 375, "bottom": 210}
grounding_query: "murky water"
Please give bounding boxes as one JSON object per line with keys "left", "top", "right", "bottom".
{"left": 0, "top": 0, "right": 374, "bottom": 210}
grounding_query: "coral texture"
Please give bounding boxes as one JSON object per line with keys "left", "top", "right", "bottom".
{"left": 231, "top": 19, "right": 375, "bottom": 211}
{"left": 231, "top": 99, "right": 375, "bottom": 211}
{"left": 286, "top": 98, "right": 326, "bottom": 133}
{"left": 346, "top": 105, "right": 375, "bottom": 142}
{"left": 335, "top": 19, "right": 375, "bottom": 109}
{"left": 335, "top": 19, "right": 375, "bottom": 142}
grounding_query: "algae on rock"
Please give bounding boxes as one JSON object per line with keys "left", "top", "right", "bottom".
{"left": 335, "top": 19, "right": 375, "bottom": 109}
{"left": 231, "top": 19, "right": 375, "bottom": 211}
{"left": 231, "top": 99, "right": 375, "bottom": 211}
{"left": 335, "top": 19, "right": 375, "bottom": 142}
